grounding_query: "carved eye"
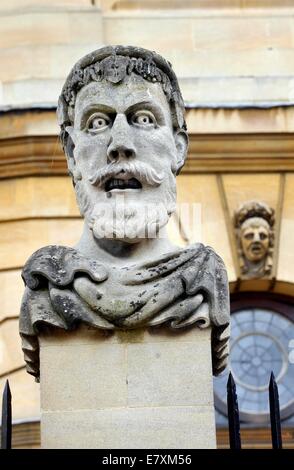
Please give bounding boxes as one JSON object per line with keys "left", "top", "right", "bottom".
{"left": 260, "top": 233, "right": 268, "bottom": 240}
{"left": 244, "top": 233, "right": 254, "bottom": 240}
{"left": 86, "top": 113, "right": 111, "bottom": 133}
{"left": 132, "top": 111, "right": 156, "bottom": 127}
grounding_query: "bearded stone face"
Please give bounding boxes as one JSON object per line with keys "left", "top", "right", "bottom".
{"left": 65, "top": 73, "right": 187, "bottom": 243}
{"left": 240, "top": 217, "right": 270, "bottom": 262}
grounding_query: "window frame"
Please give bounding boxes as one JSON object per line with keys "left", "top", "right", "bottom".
{"left": 214, "top": 292, "right": 294, "bottom": 424}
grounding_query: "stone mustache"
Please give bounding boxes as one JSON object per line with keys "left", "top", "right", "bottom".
{"left": 19, "top": 46, "right": 230, "bottom": 381}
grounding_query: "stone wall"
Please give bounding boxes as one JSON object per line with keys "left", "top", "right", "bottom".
{"left": 1, "top": 0, "right": 294, "bottom": 108}
{"left": 0, "top": 0, "right": 294, "bottom": 447}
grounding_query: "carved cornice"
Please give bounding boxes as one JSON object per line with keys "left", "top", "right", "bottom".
{"left": 0, "top": 108, "right": 294, "bottom": 178}
{"left": 103, "top": 0, "right": 294, "bottom": 11}
{"left": 185, "top": 133, "right": 294, "bottom": 174}
{"left": 0, "top": 136, "right": 65, "bottom": 179}
{"left": 1, "top": 133, "right": 294, "bottom": 179}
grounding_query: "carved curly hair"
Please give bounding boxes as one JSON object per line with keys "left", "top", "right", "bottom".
{"left": 234, "top": 200, "right": 275, "bottom": 229}
{"left": 57, "top": 45, "right": 188, "bottom": 175}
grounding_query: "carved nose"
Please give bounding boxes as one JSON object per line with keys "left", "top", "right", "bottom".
{"left": 107, "top": 114, "right": 136, "bottom": 162}
{"left": 107, "top": 144, "right": 135, "bottom": 162}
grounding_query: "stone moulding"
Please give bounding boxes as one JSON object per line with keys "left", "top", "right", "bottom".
{"left": 2, "top": 132, "right": 294, "bottom": 180}
{"left": 20, "top": 243, "right": 230, "bottom": 381}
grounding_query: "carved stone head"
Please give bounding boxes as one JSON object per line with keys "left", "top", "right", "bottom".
{"left": 57, "top": 46, "right": 188, "bottom": 242}
{"left": 20, "top": 46, "right": 230, "bottom": 381}
{"left": 234, "top": 201, "right": 275, "bottom": 279}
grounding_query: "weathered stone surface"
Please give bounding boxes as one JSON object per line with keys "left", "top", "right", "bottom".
{"left": 0, "top": 219, "right": 83, "bottom": 270}
{"left": 40, "top": 341, "right": 128, "bottom": 411}
{"left": 19, "top": 46, "right": 230, "bottom": 386}
{"left": 127, "top": 336, "right": 214, "bottom": 407}
{"left": 40, "top": 326, "right": 213, "bottom": 411}
{"left": 278, "top": 174, "right": 294, "bottom": 283}
{"left": 40, "top": 326, "right": 216, "bottom": 449}
{"left": 42, "top": 406, "right": 216, "bottom": 449}
{"left": 2, "top": 5, "right": 294, "bottom": 107}
{"left": 0, "top": 319, "right": 24, "bottom": 375}
{"left": 21, "top": 242, "right": 229, "bottom": 380}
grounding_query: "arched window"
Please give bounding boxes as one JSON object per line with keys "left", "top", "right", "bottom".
{"left": 214, "top": 293, "right": 294, "bottom": 424}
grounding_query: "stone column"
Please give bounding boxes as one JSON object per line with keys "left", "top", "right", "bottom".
{"left": 40, "top": 325, "right": 216, "bottom": 449}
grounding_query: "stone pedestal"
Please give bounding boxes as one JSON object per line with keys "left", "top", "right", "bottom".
{"left": 39, "top": 325, "right": 216, "bottom": 449}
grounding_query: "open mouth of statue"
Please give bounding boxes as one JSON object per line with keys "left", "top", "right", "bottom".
{"left": 105, "top": 177, "right": 142, "bottom": 192}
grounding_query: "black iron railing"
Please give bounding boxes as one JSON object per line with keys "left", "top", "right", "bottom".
{"left": 227, "top": 371, "right": 283, "bottom": 449}
{"left": 1, "top": 372, "right": 284, "bottom": 449}
{"left": 269, "top": 372, "right": 283, "bottom": 449}
{"left": 227, "top": 372, "right": 241, "bottom": 449}
{"left": 1, "top": 380, "right": 11, "bottom": 450}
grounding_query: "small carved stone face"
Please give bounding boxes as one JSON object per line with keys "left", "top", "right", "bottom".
{"left": 66, "top": 73, "right": 187, "bottom": 242}
{"left": 240, "top": 217, "right": 270, "bottom": 262}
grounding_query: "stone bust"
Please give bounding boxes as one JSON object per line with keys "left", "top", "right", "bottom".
{"left": 234, "top": 201, "right": 275, "bottom": 279}
{"left": 20, "top": 46, "right": 230, "bottom": 380}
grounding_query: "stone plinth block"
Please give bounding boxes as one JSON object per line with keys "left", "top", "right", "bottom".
{"left": 40, "top": 326, "right": 216, "bottom": 449}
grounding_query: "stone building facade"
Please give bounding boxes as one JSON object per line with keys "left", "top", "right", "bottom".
{"left": 1, "top": 0, "right": 294, "bottom": 447}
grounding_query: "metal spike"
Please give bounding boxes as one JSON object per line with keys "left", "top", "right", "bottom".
{"left": 269, "top": 372, "right": 282, "bottom": 449}
{"left": 227, "top": 372, "right": 241, "bottom": 449}
{"left": 1, "top": 380, "right": 12, "bottom": 450}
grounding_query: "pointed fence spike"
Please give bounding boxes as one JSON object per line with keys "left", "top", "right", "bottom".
{"left": 227, "top": 372, "right": 241, "bottom": 449}
{"left": 269, "top": 371, "right": 282, "bottom": 449}
{"left": 1, "top": 380, "right": 12, "bottom": 449}
{"left": 3, "top": 381, "right": 11, "bottom": 401}
{"left": 227, "top": 371, "right": 235, "bottom": 387}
